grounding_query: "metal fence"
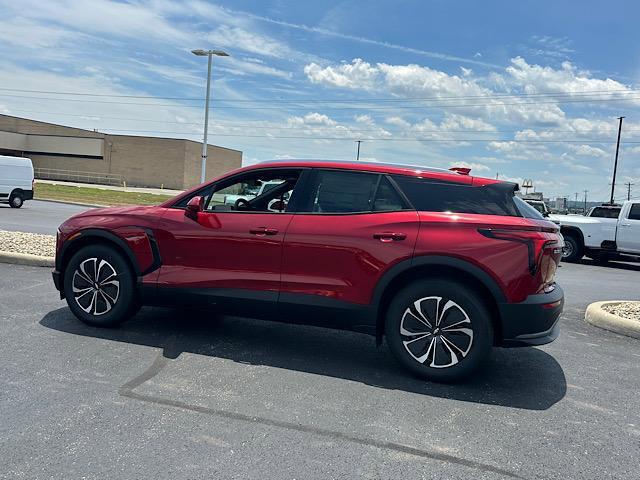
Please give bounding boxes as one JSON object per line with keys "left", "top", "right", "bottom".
{"left": 34, "top": 168, "right": 125, "bottom": 187}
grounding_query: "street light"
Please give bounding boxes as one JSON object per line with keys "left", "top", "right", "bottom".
{"left": 191, "top": 49, "right": 229, "bottom": 183}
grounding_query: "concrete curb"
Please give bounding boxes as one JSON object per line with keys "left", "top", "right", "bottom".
{"left": 0, "top": 251, "right": 55, "bottom": 268}
{"left": 34, "top": 197, "right": 107, "bottom": 208}
{"left": 585, "top": 301, "right": 640, "bottom": 340}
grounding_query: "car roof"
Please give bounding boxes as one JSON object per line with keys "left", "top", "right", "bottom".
{"left": 239, "top": 159, "right": 503, "bottom": 186}
{"left": 166, "top": 159, "right": 513, "bottom": 207}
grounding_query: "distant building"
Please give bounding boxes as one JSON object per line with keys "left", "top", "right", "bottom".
{"left": 555, "top": 197, "right": 568, "bottom": 211}
{"left": 0, "top": 114, "right": 242, "bottom": 190}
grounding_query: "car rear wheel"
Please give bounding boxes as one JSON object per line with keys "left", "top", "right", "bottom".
{"left": 9, "top": 192, "right": 23, "bottom": 208}
{"left": 63, "top": 245, "right": 138, "bottom": 327}
{"left": 385, "top": 280, "right": 493, "bottom": 382}
{"left": 561, "top": 234, "right": 582, "bottom": 262}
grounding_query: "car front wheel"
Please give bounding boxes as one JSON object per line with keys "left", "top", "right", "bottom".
{"left": 385, "top": 280, "right": 493, "bottom": 382}
{"left": 63, "top": 245, "right": 138, "bottom": 327}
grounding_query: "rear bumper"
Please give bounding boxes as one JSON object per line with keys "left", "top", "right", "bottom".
{"left": 498, "top": 284, "right": 564, "bottom": 347}
{"left": 23, "top": 189, "right": 34, "bottom": 200}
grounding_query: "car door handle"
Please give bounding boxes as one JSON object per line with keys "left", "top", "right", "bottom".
{"left": 250, "top": 227, "right": 279, "bottom": 236}
{"left": 373, "top": 232, "right": 407, "bottom": 242}
{"left": 620, "top": 223, "right": 631, "bottom": 227}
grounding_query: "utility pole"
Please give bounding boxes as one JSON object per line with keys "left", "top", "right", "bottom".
{"left": 626, "top": 182, "right": 634, "bottom": 201}
{"left": 574, "top": 192, "right": 579, "bottom": 212}
{"left": 583, "top": 189, "right": 588, "bottom": 214}
{"left": 355, "top": 140, "right": 362, "bottom": 161}
{"left": 609, "top": 116, "right": 624, "bottom": 205}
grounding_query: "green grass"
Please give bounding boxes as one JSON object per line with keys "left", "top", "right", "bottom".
{"left": 35, "top": 183, "right": 174, "bottom": 206}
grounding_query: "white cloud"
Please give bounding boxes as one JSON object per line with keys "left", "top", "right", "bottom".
{"left": 304, "top": 58, "right": 566, "bottom": 125}
{"left": 567, "top": 144, "right": 609, "bottom": 158}
{"left": 505, "top": 57, "right": 635, "bottom": 101}
{"left": 385, "top": 116, "right": 411, "bottom": 128}
{"left": 304, "top": 59, "right": 379, "bottom": 90}
{"left": 207, "top": 26, "right": 291, "bottom": 59}
{"left": 288, "top": 112, "right": 337, "bottom": 127}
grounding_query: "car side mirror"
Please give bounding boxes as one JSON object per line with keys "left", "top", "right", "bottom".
{"left": 185, "top": 195, "right": 204, "bottom": 220}
{"left": 543, "top": 211, "right": 549, "bottom": 218}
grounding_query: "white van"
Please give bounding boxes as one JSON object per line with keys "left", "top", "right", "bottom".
{"left": 0, "top": 155, "right": 34, "bottom": 208}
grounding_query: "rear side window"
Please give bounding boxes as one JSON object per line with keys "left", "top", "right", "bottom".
{"left": 393, "top": 175, "right": 519, "bottom": 216}
{"left": 513, "top": 196, "right": 544, "bottom": 219}
{"left": 373, "top": 176, "right": 408, "bottom": 211}
{"left": 590, "top": 207, "right": 621, "bottom": 218}
{"left": 305, "top": 170, "right": 379, "bottom": 213}
{"left": 299, "top": 170, "right": 408, "bottom": 214}
{"left": 628, "top": 203, "right": 640, "bottom": 220}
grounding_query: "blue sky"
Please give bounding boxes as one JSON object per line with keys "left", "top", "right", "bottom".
{"left": 0, "top": 0, "right": 639, "bottom": 201}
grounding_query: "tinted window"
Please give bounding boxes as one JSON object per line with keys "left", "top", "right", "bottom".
{"left": 373, "top": 176, "right": 408, "bottom": 211}
{"left": 590, "top": 207, "right": 621, "bottom": 218}
{"left": 527, "top": 202, "right": 546, "bottom": 214}
{"left": 513, "top": 196, "right": 545, "bottom": 219}
{"left": 393, "top": 176, "right": 519, "bottom": 216}
{"left": 303, "top": 170, "right": 378, "bottom": 213}
{"left": 628, "top": 203, "right": 640, "bottom": 220}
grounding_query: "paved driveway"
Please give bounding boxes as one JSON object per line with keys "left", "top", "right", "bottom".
{"left": 0, "top": 200, "right": 90, "bottom": 235}
{"left": 1, "top": 260, "right": 639, "bottom": 479}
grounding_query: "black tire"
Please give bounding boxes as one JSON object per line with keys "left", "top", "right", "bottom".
{"left": 9, "top": 191, "right": 23, "bottom": 208}
{"left": 63, "top": 245, "right": 138, "bottom": 327}
{"left": 385, "top": 279, "right": 493, "bottom": 382}
{"left": 561, "top": 234, "right": 583, "bottom": 263}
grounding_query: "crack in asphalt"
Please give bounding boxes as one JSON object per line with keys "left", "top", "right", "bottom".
{"left": 118, "top": 338, "right": 524, "bottom": 480}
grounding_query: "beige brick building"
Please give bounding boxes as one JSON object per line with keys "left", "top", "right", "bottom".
{"left": 0, "top": 114, "right": 242, "bottom": 190}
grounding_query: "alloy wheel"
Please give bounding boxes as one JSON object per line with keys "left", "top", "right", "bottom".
{"left": 72, "top": 258, "right": 120, "bottom": 316}
{"left": 400, "top": 296, "right": 473, "bottom": 368}
{"left": 562, "top": 241, "right": 574, "bottom": 259}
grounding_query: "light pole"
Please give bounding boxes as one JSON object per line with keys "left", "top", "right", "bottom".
{"left": 191, "top": 49, "right": 229, "bottom": 183}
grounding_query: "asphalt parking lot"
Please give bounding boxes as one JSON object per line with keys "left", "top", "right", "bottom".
{"left": 0, "top": 200, "right": 90, "bottom": 235}
{"left": 1, "top": 260, "right": 639, "bottom": 479}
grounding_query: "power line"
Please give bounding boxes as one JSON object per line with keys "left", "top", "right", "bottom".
{"left": 4, "top": 115, "right": 640, "bottom": 137}
{"left": 2, "top": 93, "right": 640, "bottom": 110}
{"left": 4, "top": 110, "right": 640, "bottom": 135}
{"left": 1, "top": 86, "right": 639, "bottom": 103}
{"left": 5, "top": 124, "right": 640, "bottom": 143}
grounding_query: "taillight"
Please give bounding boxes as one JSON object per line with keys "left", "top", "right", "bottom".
{"left": 478, "top": 228, "right": 559, "bottom": 275}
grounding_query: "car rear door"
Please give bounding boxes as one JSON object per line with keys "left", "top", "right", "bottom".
{"left": 617, "top": 202, "right": 640, "bottom": 253}
{"left": 279, "top": 169, "right": 419, "bottom": 319}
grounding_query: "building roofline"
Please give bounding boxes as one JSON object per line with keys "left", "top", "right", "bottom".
{"left": 0, "top": 114, "right": 241, "bottom": 152}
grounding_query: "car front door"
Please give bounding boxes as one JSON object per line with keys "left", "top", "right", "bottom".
{"left": 279, "top": 169, "right": 419, "bottom": 328}
{"left": 156, "top": 168, "right": 303, "bottom": 311}
{"left": 617, "top": 202, "right": 640, "bottom": 253}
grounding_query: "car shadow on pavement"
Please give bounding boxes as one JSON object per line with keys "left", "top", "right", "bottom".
{"left": 574, "top": 258, "right": 640, "bottom": 271}
{"left": 40, "top": 306, "right": 566, "bottom": 411}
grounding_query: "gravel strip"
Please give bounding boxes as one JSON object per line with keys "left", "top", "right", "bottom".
{"left": 601, "top": 301, "right": 640, "bottom": 322}
{"left": 0, "top": 230, "right": 55, "bottom": 257}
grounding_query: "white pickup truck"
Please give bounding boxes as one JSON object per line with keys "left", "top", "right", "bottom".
{"left": 550, "top": 200, "right": 640, "bottom": 262}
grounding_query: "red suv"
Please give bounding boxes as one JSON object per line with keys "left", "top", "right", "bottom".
{"left": 52, "top": 160, "right": 564, "bottom": 381}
